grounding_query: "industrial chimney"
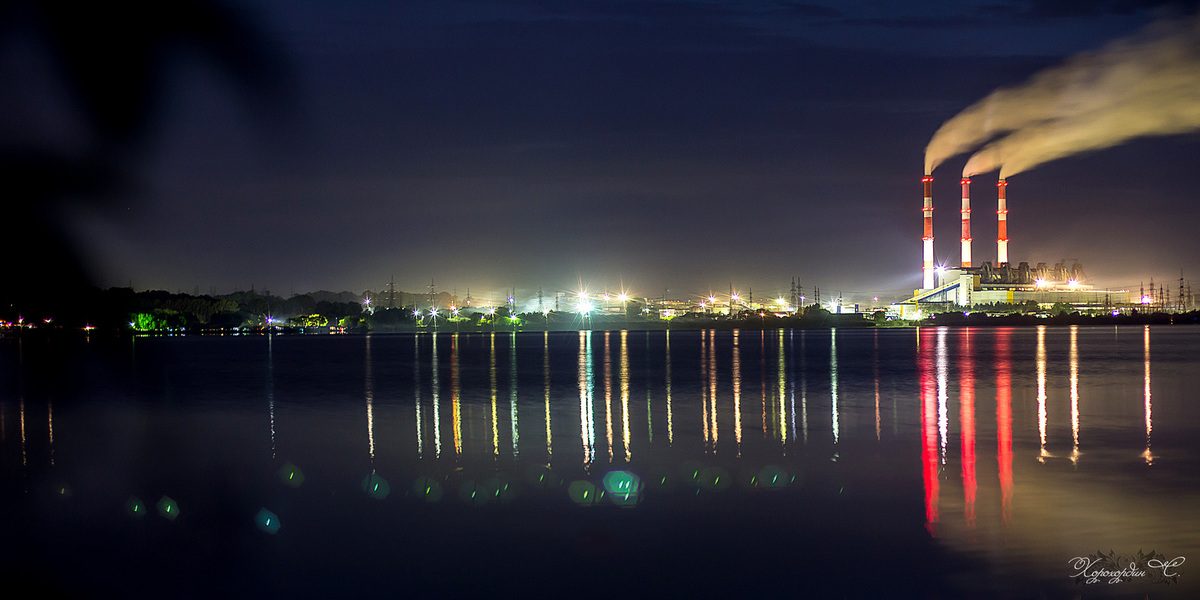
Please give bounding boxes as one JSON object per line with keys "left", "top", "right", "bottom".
{"left": 960, "top": 177, "right": 971, "bottom": 268}
{"left": 922, "top": 175, "right": 934, "bottom": 289}
{"left": 997, "top": 178, "right": 1008, "bottom": 265}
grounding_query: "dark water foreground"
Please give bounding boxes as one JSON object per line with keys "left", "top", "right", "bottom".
{"left": 2, "top": 327, "right": 1198, "bottom": 598}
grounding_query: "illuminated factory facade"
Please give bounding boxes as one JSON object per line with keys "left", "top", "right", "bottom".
{"left": 894, "top": 175, "right": 1127, "bottom": 318}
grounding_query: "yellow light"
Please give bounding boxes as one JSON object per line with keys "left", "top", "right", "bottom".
{"left": 617, "top": 293, "right": 628, "bottom": 302}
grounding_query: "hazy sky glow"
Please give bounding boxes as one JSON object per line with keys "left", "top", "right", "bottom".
{"left": 17, "top": 0, "right": 1200, "bottom": 303}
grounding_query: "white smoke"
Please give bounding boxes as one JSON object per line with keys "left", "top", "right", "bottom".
{"left": 924, "top": 14, "right": 1200, "bottom": 178}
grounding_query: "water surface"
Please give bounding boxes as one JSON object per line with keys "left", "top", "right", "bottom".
{"left": 2, "top": 326, "right": 1197, "bottom": 598}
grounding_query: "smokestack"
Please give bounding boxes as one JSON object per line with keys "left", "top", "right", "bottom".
{"left": 997, "top": 178, "right": 1008, "bottom": 265}
{"left": 922, "top": 175, "right": 935, "bottom": 289}
{"left": 960, "top": 177, "right": 971, "bottom": 268}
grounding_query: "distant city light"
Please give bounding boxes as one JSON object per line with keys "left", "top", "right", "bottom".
{"left": 617, "top": 293, "right": 628, "bottom": 302}
{"left": 577, "top": 301, "right": 593, "bottom": 315}
{"left": 1035, "top": 278, "right": 1048, "bottom": 288}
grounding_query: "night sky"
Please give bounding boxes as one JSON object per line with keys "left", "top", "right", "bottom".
{"left": 7, "top": 0, "right": 1200, "bottom": 306}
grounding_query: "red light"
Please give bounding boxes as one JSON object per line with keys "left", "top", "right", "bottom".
{"left": 922, "top": 176, "right": 934, "bottom": 183}
{"left": 960, "top": 178, "right": 970, "bottom": 185}
{"left": 996, "top": 179, "right": 1008, "bottom": 187}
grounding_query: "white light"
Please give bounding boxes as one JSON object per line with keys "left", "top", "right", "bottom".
{"left": 617, "top": 293, "right": 628, "bottom": 302}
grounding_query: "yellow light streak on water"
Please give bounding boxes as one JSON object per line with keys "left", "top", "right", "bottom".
{"left": 490, "top": 333, "right": 499, "bottom": 457}
{"left": 709, "top": 330, "right": 718, "bottom": 453}
{"left": 665, "top": 330, "right": 673, "bottom": 447}
{"left": 1037, "top": 326, "right": 1048, "bottom": 462}
{"left": 544, "top": 331, "right": 552, "bottom": 463}
{"left": 579, "top": 331, "right": 595, "bottom": 468}
{"left": 1070, "top": 325, "right": 1081, "bottom": 464}
{"left": 620, "top": 330, "right": 630, "bottom": 462}
{"left": 733, "top": 330, "right": 741, "bottom": 455}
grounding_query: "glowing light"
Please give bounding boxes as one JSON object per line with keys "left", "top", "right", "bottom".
{"left": 156, "top": 496, "right": 179, "bottom": 521}
{"left": 279, "top": 463, "right": 305, "bottom": 488}
{"left": 255, "top": 508, "right": 281, "bottom": 534}
{"left": 776, "top": 297, "right": 786, "bottom": 306}
{"left": 617, "top": 293, "right": 628, "bottom": 302}
{"left": 568, "top": 480, "right": 602, "bottom": 506}
{"left": 603, "top": 294, "right": 610, "bottom": 301}
{"left": 1035, "top": 278, "right": 1048, "bottom": 288}
{"left": 708, "top": 295, "right": 716, "bottom": 303}
{"left": 577, "top": 291, "right": 588, "bottom": 300}
{"left": 361, "top": 474, "right": 390, "bottom": 500}
{"left": 488, "top": 307, "right": 496, "bottom": 315}
{"left": 602, "top": 470, "right": 643, "bottom": 507}
{"left": 731, "top": 293, "right": 739, "bottom": 301}
{"left": 1067, "top": 279, "right": 1080, "bottom": 289}
{"left": 577, "top": 301, "right": 593, "bottom": 314}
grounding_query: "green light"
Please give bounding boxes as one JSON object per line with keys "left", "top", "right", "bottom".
{"left": 756, "top": 465, "right": 789, "bottom": 491}
{"left": 361, "top": 474, "right": 390, "bottom": 500}
{"left": 255, "top": 508, "right": 281, "bottom": 534}
{"left": 279, "top": 463, "right": 305, "bottom": 488}
{"left": 602, "top": 470, "right": 643, "bottom": 507}
{"left": 568, "top": 480, "right": 600, "bottom": 506}
{"left": 126, "top": 496, "right": 145, "bottom": 518}
{"left": 413, "top": 476, "right": 443, "bottom": 502}
{"left": 156, "top": 496, "right": 179, "bottom": 521}
{"left": 458, "top": 480, "right": 491, "bottom": 506}
{"left": 698, "top": 467, "right": 731, "bottom": 492}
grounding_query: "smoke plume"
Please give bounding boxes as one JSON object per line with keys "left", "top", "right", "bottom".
{"left": 925, "top": 14, "right": 1200, "bottom": 178}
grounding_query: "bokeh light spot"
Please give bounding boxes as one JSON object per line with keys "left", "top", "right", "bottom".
{"left": 156, "top": 496, "right": 179, "bottom": 521}
{"left": 413, "top": 476, "right": 443, "bottom": 503}
{"left": 756, "top": 465, "right": 789, "bottom": 490}
{"left": 279, "top": 463, "right": 305, "bottom": 488}
{"left": 255, "top": 508, "right": 281, "bottom": 534}
{"left": 361, "top": 473, "right": 390, "bottom": 500}
{"left": 125, "top": 496, "right": 144, "bottom": 519}
{"left": 568, "top": 480, "right": 601, "bottom": 507}
{"left": 602, "top": 470, "right": 643, "bottom": 507}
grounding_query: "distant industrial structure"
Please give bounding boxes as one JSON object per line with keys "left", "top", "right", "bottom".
{"left": 893, "top": 175, "right": 1132, "bottom": 319}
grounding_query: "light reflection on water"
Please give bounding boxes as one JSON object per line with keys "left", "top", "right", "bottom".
{"left": 2, "top": 326, "right": 1199, "bottom": 597}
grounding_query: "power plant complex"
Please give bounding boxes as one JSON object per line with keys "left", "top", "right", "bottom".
{"left": 893, "top": 174, "right": 1127, "bottom": 319}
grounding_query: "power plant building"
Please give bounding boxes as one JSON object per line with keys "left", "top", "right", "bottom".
{"left": 892, "top": 175, "right": 1128, "bottom": 319}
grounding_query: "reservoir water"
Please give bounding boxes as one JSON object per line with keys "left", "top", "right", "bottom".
{"left": 2, "top": 326, "right": 1198, "bottom": 598}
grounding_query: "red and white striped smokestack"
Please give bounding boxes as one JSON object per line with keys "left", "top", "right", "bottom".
{"left": 960, "top": 177, "right": 971, "bottom": 268}
{"left": 922, "top": 175, "right": 935, "bottom": 289}
{"left": 997, "top": 178, "right": 1008, "bottom": 265}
